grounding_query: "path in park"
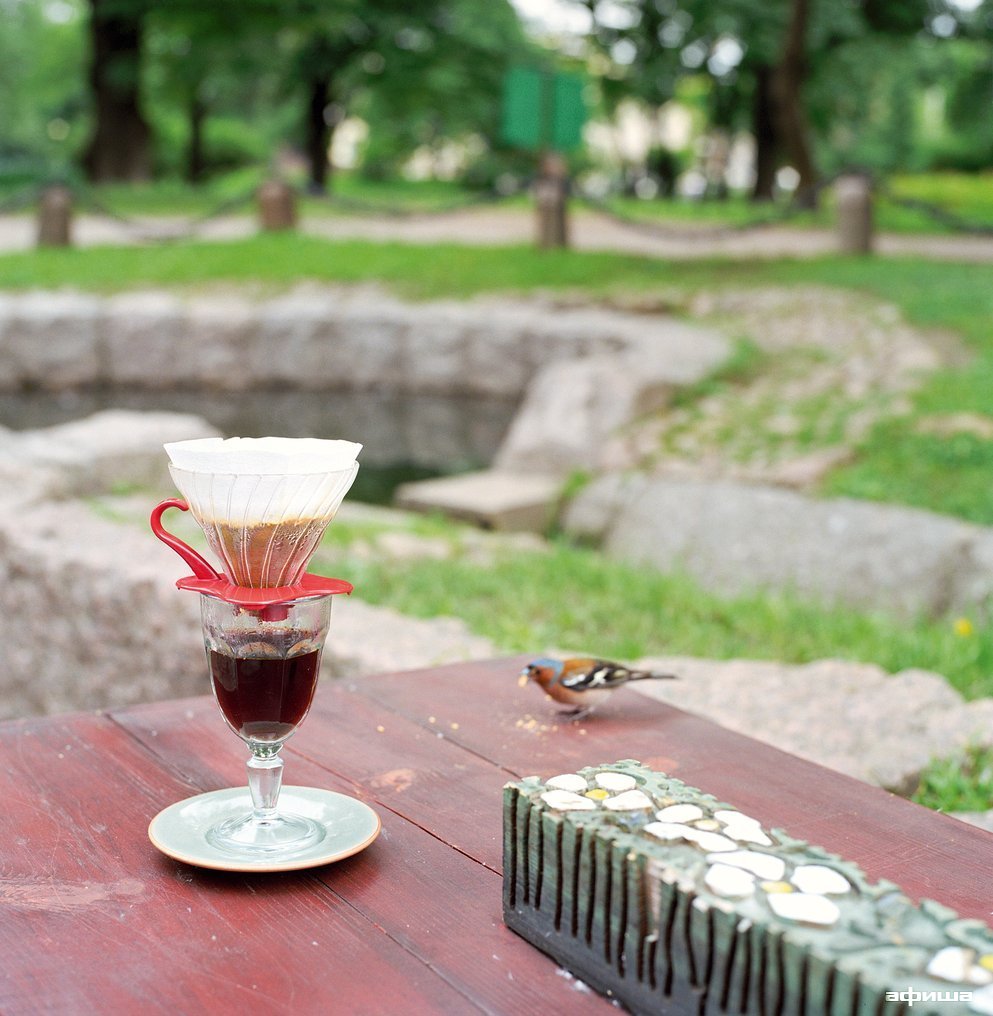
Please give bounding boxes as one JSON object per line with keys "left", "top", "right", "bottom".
{"left": 3, "top": 204, "right": 993, "bottom": 261}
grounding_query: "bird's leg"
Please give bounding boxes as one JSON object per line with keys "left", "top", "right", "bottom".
{"left": 564, "top": 706, "right": 595, "bottom": 723}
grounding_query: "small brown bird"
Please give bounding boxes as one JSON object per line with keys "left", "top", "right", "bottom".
{"left": 520, "top": 656, "right": 678, "bottom": 718}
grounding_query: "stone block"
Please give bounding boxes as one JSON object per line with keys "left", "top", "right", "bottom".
{"left": 4, "top": 291, "right": 103, "bottom": 390}
{"left": 0, "top": 500, "right": 205, "bottom": 719}
{"left": 495, "top": 357, "right": 646, "bottom": 474}
{"left": 569, "top": 476, "right": 975, "bottom": 618}
{"left": 496, "top": 319, "right": 729, "bottom": 475}
{"left": 102, "top": 292, "right": 191, "bottom": 387}
{"left": 325, "top": 597, "right": 496, "bottom": 677}
{"left": 401, "top": 307, "right": 470, "bottom": 391}
{"left": 631, "top": 655, "right": 993, "bottom": 793}
{"left": 5, "top": 409, "right": 219, "bottom": 498}
{"left": 183, "top": 297, "right": 261, "bottom": 390}
{"left": 559, "top": 471, "right": 645, "bottom": 543}
{"left": 463, "top": 320, "right": 530, "bottom": 397}
{"left": 250, "top": 293, "right": 339, "bottom": 388}
{"left": 395, "top": 469, "right": 562, "bottom": 532}
{"left": 321, "top": 310, "right": 407, "bottom": 389}
{"left": 947, "top": 529, "right": 993, "bottom": 615}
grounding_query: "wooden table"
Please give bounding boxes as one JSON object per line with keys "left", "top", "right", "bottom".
{"left": 2, "top": 656, "right": 990, "bottom": 1014}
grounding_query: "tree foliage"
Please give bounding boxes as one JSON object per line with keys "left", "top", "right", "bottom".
{"left": 1, "top": 0, "right": 991, "bottom": 190}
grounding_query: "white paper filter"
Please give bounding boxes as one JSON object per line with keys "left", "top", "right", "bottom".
{"left": 165, "top": 437, "right": 361, "bottom": 588}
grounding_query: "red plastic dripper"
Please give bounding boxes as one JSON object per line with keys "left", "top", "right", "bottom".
{"left": 151, "top": 498, "right": 352, "bottom": 621}
{"left": 150, "top": 498, "right": 220, "bottom": 580}
{"left": 175, "top": 573, "right": 353, "bottom": 608}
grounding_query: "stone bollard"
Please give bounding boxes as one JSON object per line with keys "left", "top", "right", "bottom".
{"left": 534, "top": 152, "right": 569, "bottom": 250}
{"left": 36, "top": 185, "right": 73, "bottom": 247}
{"left": 835, "top": 174, "right": 873, "bottom": 254}
{"left": 257, "top": 179, "right": 297, "bottom": 232}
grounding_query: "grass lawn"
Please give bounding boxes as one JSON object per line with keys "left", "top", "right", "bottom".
{"left": 604, "top": 172, "right": 993, "bottom": 235}
{"left": 912, "top": 745, "right": 993, "bottom": 812}
{"left": 15, "top": 171, "right": 490, "bottom": 220}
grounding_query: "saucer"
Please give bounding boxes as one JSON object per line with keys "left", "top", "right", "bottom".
{"left": 148, "top": 786, "right": 381, "bottom": 873}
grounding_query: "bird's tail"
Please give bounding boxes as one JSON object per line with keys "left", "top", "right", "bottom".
{"left": 626, "top": 668, "right": 679, "bottom": 682}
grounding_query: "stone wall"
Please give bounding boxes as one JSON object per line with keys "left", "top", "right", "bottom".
{"left": 0, "top": 287, "right": 723, "bottom": 399}
{"left": 0, "top": 286, "right": 731, "bottom": 476}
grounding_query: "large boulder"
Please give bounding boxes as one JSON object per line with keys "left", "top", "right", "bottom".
{"left": 630, "top": 655, "right": 993, "bottom": 793}
{"left": 495, "top": 319, "right": 729, "bottom": 475}
{"left": 564, "top": 474, "right": 982, "bottom": 617}
{"left": 0, "top": 409, "right": 219, "bottom": 499}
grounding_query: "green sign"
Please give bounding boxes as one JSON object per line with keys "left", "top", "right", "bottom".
{"left": 501, "top": 66, "right": 586, "bottom": 152}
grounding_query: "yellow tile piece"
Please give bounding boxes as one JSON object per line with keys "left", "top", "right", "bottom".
{"left": 980, "top": 955, "right": 993, "bottom": 972}
{"left": 585, "top": 789, "right": 610, "bottom": 801}
{"left": 760, "top": 881, "right": 794, "bottom": 894}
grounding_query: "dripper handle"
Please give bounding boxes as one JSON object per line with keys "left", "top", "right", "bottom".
{"left": 150, "top": 499, "right": 221, "bottom": 580}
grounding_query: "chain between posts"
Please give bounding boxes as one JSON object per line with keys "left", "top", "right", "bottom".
{"left": 580, "top": 169, "right": 993, "bottom": 240}
{"left": 4, "top": 168, "right": 993, "bottom": 241}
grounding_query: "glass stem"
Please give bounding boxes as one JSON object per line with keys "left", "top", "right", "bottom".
{"left": 247, "top": 745, "right": 283, "bottom": 824}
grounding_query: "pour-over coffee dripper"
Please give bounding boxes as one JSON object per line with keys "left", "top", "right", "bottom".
{"left": 166, "top": 436, "right": 361, "bottom": 588}
{"left": 146, "top": 438, "right": 380, "bottom": 870}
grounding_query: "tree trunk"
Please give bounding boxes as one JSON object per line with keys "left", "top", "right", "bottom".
{"left": 751, "top": 65, "right": 778, "bottom": 202}
{"left": 185, "top": 92, "right": 207, "bottom": 184}
{"left": 305, "top": 76, "right": 332, "bottom": 193}
{"left": 82, "top": 0, "right": 152, "bottom": 183}
{"left": 770, "top": 0, "right": 819, "bottom": 208}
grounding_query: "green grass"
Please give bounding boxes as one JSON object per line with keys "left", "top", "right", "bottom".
{"left": 0, "top": 233, "right": 677, "bottom": 295}
{"left": 668, "top": 337, "right": 768, "bottom": 409}
{"left": 26, "top": 171, "right": 482, "bottom": 220}
{"left": 602, "top": 171, "right": 993, "bottom": 235}
{"left": 311, "top": 535, "right": 993, "bottom": 701}
{"left": 913, "top": 745, "right": 993, "bottom": 812}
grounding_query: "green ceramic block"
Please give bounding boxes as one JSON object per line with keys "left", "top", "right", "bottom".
{"left": 503, "top": 760, "right": 993, "bottom": 1016}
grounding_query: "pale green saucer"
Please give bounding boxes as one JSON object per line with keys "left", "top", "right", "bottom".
{"left": 148, "top": 786, "right": 381, "bottom": 873}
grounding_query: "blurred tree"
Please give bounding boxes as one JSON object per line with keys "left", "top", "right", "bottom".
{"left": 80, "top": 0, "right": 453, "bottom": 188}
{"left": 0, "top": 0, "right": 87, "bottom": 176}
{"left": 82, "top": 0, "right": 154, "bottom": 181}
{"left": 145, "top": 7, "right": 284, "bottom": 181}
{"left": 356, "top": 0, "right": 532, "bottom": 182}
{"left": 578, "top": 0, "right": 939, "bottom": 203}
{"left": 282, "top": 0, "right": 449, "bottom": 192}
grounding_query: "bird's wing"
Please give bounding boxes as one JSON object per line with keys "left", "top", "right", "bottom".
{"left": 559, "top": 660, "right": 634, "bottom": 691}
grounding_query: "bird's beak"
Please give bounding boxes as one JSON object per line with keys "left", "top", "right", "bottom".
{"left": 518, "top": 670, "right": 530, "bottom": 688}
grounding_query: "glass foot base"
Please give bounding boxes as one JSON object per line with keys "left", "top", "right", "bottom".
{"left": 205, "top": 811, "right": 327, "bottom": 856}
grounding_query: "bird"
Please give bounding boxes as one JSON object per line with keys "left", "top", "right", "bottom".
{"left": 520, "top": 656, "right": 678, "bottom": 718}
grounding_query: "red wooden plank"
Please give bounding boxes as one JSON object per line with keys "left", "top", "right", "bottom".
{"left": 110, "top": 682, "right": 521, "bottom": 873}
{"left": 112, "top": 692, "right": 615, "bottom": 1014}
{"left": 295, "top": 682, "right": 514, "bottom": 870}
{"left": 0, "top": 713, "right": 475, "bottom": 1016}
{"left": 352, "top": 657, "right": 993, "bottom": 924}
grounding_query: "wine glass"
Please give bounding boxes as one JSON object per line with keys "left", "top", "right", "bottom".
{"left": 199, "top": 592, "right": 332, "bottom": 855}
